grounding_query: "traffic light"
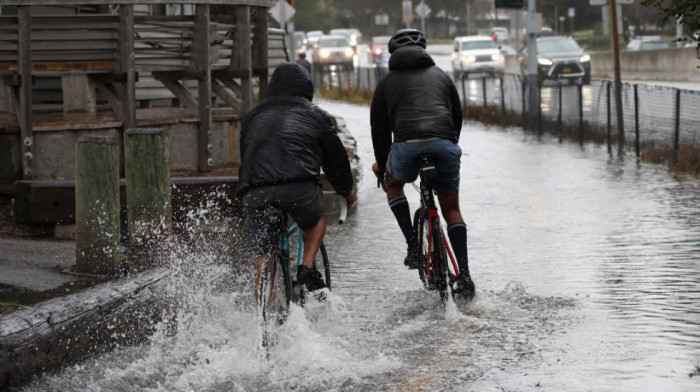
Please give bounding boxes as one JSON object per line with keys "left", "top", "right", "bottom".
{"left": 495, "top": 0, "right": 524, "bottom": 8}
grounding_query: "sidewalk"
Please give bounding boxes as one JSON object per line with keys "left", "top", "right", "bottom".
{"left": 0, "top": 194, "right": 92, "bottom": 312}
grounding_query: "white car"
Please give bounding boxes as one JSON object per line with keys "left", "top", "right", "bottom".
{"left": 451, "top": 36, "right": 505, "bottom": 79}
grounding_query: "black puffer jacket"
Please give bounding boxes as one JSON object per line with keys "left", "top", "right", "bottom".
{"left": 370, "top": 45, "right": 462, "bottom": 172}
{"left": 238, "top": 62, "right": 353, "bottom": 197}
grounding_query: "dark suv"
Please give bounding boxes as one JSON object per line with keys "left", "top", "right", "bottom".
{"left": 519, "top": 36, "right": 591, "bottom": 85}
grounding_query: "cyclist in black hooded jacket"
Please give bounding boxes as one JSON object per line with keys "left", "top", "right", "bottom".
{"left": 371, "top": 29, "right": 475, "bottom": 299}
{"left": 239, "top": 62, "right": 356, "bottom": 293}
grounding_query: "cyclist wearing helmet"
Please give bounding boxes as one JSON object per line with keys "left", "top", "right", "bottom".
{"left": 370, "top": 29, "right": 475, "bottom": 299}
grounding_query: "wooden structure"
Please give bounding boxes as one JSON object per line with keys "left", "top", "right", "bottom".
{"left": 0, "top": 1, "right": 290, "bottom": 224}
{"left": 0, "top": 0, "right": 282, "bottom": 180}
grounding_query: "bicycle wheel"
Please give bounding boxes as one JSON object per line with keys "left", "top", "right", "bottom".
{"left": 259, "top": 248, "right": 293, "bottom": 349}
{"left": 314, "top": 242, "right": 331, "bottom": 290}
{"left": 413, "top": 209, "right": 429, "bottom": 289}
{"left": 430, "top": 218, "right": 450, "bottom": 300}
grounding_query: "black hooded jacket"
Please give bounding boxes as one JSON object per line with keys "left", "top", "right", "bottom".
{"left": 370, "top": 45, "right": 462, "bottom": 172}
{"left": 238, "top": 62, "right": 353, "bottom": 197}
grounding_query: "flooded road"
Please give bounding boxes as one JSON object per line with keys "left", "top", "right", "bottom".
{"left": 25, "top": 101, "right": 700, "bottom": 391}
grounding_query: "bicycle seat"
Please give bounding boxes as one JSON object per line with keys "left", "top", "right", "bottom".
{"left": 417, "top": 155, "right": 437, "bottom": 188}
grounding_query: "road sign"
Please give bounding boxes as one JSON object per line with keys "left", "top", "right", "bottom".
{"left": 602, "top": 4, "right": 623, "bottom": 35}
{"left": 269, "top": 0, "right": 295, "bottom": 25}
{"left": 415, "top": 2, "right": 431, "bottom": 18}
{"left": 402, "top": 0, "right": 413, "bottom": 24}
{"left": 568, "top": 7, "right": 575, "bottom": 17}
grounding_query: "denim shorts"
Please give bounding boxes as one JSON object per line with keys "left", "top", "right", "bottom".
{"left": 386, "top": 138, "right": 462, "bottom": 195}
{"left": 242, "top": 182, "right": 324, "bottom": 254}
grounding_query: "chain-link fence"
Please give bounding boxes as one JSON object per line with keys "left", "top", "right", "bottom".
{"left": 315, "top": 66, "right": 699, "bottom": 154}
{"left": 454, "top": 73, "right": 700, "bottom": 153}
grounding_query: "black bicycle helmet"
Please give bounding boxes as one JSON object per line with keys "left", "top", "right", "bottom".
{"left": 388, "top": 29, "right": 427, "bottom": 54}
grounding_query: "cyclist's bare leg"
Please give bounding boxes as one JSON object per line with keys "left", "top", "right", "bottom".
{"left": 301, "top": 213, "right": 326, "bottom": 269}
{"left": 384, "top": 171, "right": 406, "bottom": 199}
{"left": 254, "top": 253, "right": 266, "bottom": 304}
{"left": 436, "top": 191, "right": 464, "bottom": 226}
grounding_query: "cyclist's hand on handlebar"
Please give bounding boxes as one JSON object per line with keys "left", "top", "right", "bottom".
{"left": 345, "top": 189, "right": 357, "bottom": 209}
{"left": 371, "top": 162, "right": 386, "bottom": 190}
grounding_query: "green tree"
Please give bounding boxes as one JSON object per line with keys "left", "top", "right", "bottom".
{"left": 641, "top": 0, "right": 699, "bottom": 45}
{"left": 293, "top": 0, "right": 339, "bottom": 33}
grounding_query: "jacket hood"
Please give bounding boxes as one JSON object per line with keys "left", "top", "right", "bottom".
{"left": 388, "top": 45, "right": 435, "bottom": 71}
{"left": 267, "top": 62, "right": 314, "bottom": 101}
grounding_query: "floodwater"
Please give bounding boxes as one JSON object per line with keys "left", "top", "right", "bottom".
{"left": 24, "top": 102, "right": 700, "bottom": 391}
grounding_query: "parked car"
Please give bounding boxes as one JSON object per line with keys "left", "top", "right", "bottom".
{"left": 312, "top": 34, "right": 355, "bottom": 70}
{"left": 369, "top": 35, "right": 391, "bottom": 63}
{"left": 451, "top": 35, "right": 505, "bottom": 79}
{"left": 626, "top": 36, "right": 669, "bottom": 51}
{"left": 519, "top": 35, "right": 591, "bottom": 85}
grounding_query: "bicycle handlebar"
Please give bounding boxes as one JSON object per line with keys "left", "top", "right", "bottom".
{"left": 338, "top": 197, "right": 348, "bottom": 225}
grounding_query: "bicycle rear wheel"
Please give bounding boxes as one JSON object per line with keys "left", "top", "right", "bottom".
{"left": 259, "top": 248, "right": 293, "bottom": 349}
{"left": 413, "top": 209, "right": 429, "bottom": 289}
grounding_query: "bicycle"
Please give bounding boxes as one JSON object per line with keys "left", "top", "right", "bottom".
{"left": 375, "top": 156, "right": 462, "bottom": 301}
{"left": 411, "top": 156, "right": 462, "bottom": 300}
{"left": 257, "top": 196, "right": 348, "bottom": 352}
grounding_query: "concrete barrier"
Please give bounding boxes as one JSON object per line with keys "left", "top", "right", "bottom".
{"left": 591, "top": 47, "right": 700, "bottom": 82}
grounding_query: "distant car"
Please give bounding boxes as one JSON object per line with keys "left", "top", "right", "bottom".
{"left": 369, "top": 35, "right": 391, "bottom": 63}
{"left": 292, "top": 31, "right": 308, "bottom": 55}
{"left": 330, "top": 28, "right": 362, "bottom": 52}
{"left": 491, "top": 27, "right": 510, "bottom": 45}
{"left": 451, "top": 35, "right": 505, "bottom": 79}
{"left": 519, "top": 35, "right": 591, "bottom": 85}
{"left": 312, "top": 34, "right": 355, "bottom": 69}
{"left": 306, "top": 30, "right": 323, "bottom": 46}
{"left": 627, "top": 37, "right": 669, "bottom": 51}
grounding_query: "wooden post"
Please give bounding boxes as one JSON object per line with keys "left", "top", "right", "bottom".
{"left": 234, "top": 5, "right": 253, "bottom": 113}
{"left": 75, "top": 136, "right": 121, "bottom": 274}
{"left": 634, "top": 84, "right": 640, "bottom": 157}
{"left": 194, "top": 5, "right": 212, "bottom": 173}
{"left": 118, "top": 5, "right": 136, "bottom": 131}
{"left": 18, "top": 6, "right": 33, "bottom": 180}
{"left": 253, "top": 6, "right": 269, "bottom": 99}
{"left": 481, "top": 77, "right": 487, "bottom": 108}
{"left": 124, "top": 128, "right": 172, "bottom": 255}
{"left": 578, "top": 83, "right": 584, "bottom": 145}
{"left": 673, "top": 88, "right": 681, "bottom": 162}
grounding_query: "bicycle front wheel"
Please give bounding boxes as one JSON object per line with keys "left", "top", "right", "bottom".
{"left": 314, "top": 242, "right": 331, "bottom": 290}
{"left": 430, "top": 218, "right": 450, "bottom": 300}
{"left": 260, "top": 248, "right": 293, "bottom": 349}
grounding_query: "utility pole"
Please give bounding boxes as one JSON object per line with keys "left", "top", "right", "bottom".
{"left": 466, "top": 0, "right": 471, "bottom": 35}
{"left": 609, "top": 0, "right": 624, "bottom": 153}
{"left": 526, "top": 0, "right": 539, "bottom": 130}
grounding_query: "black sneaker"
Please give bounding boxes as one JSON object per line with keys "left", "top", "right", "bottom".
{"left": 452, "top": 275, "right": 476, "bottom": 300}
{"left": 403, "top": 248, "right": 424, "bottom": 269}
{"left": 297, "top": 265, "right": 326, "bottom": 292}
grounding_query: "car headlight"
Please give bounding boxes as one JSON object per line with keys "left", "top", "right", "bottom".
{"left": 344, "top": 48, "right": 354, "bottom": 57}
{"left": 492, "top": 53, "right": 504, "bottom": 61}
{"left": 320, "top": 49, "right": 330, "bottom": 58}
{"left": 464, "top": 55, "right": 476, "bottom": 63}
{"left": 538, "top": 57, "right": 553, "bottom": 66}
{"left": 375, "top": 48, "right": 382, "bottom": 55}
{"left": 579, "top": 54, "right": 591, "bottom": 62}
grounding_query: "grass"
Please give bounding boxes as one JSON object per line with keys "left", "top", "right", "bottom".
{"left": 462, "top": 105, "right": 700, "bottom": 178}
{"left": 318, "top": 86, "right": 374, "bottom": 104}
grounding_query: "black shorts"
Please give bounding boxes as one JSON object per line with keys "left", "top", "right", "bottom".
{"left": 242, "top": 182, "right": 324, "bottom": 255}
